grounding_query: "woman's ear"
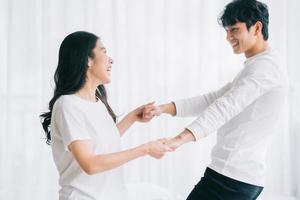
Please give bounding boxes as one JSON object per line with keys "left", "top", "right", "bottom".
{"left": 88, "top": 57, "right": 93, "bottom": 68}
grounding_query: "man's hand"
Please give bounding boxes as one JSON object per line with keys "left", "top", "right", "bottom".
{"left": 164, "top": 137, "right": 183, "bottom": 151}
{"left": 131, "top": 101, "right": 156, "bottom": 123}
{"left": 142, "top": 102, "right": 176, "bottom": 119}
{"left": 145, "top": 138, "right": 173, "bottom": 159}
{"left": 142, "top": 105, "right": 163, "bottom": 119}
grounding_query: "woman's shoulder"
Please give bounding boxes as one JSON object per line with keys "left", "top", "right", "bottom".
{"left": 54, "top": 94, "right": 106, "bottom": 115}
{"left": 53, "top": 95, "right": 82, "bottom": 113}
{"left": 56, "top": 94, "right": 77, "bottom": 105}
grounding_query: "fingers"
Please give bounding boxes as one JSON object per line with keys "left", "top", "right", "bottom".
{"left": 143, "top": 102, "right": 156, "bottom": 112}
{"left": 149, "top": 152, "right": 165, "bottom": 159}
{"left": 142, "top": 107, "right": 156, "bottom": 119}
{"left": 146, "top": 101, "right": 155, "bottom": 106}
{"left": 148, "top": 140, "right": 173, "bottom": 154}
{"left": 157, "top": 138, "right": 168, "bottom": 143}
{"left": 146, "top": 137, "right": 180, "bottom": 159}
{"left": 142, "top": 105, "right": 162, "bottom": 119}
{"left": 152, "top": 106, "right": 162, "bottom": 116}
{"left": 157, "top": 137, "right": 173, "bottom": 146}
{"left": 165, "top": 138, "right": 181, "bottom": 151}
{"left": 160, "top": 139, "right": 174, "bottom": 152}
{"left": 142, "top": 110, "right": 154, "bottom": 119}
{"left": 144, "top": 104, "right": 156, "bottom": 111}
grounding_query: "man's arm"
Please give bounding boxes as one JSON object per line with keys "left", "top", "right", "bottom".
{"left": 157, "top": 102, "right": 177, "bottom": 116}
{"left": 185, "top": 63, "right": 280, "bottom": 140}
{"left": 164, "top": 129, "right": 196, "bottom": 151}
{"left": 173, "top": 82, "right": 232, "bottom": 117}
{"left": 149, "top": 82, "right": 232, "bottom": 118}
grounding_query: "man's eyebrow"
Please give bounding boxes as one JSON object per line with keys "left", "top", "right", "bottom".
{"left": 226, "top": 26, "right": 238, "bottom": 30}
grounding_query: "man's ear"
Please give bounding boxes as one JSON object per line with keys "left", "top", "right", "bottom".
{"left": 254, "top": 21, "right": 263, "bottom": 36}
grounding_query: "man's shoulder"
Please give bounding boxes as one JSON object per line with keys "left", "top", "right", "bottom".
{"left": 245, "top": 49, "right": 281, "bottom": 72}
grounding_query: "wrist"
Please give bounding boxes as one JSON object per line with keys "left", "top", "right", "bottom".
{"left": 160, "top": 102, "right": 176, "bottom": 116}
{"left": 162, "top": 104, "right": 171, "bottom": 114}
{"left": 176, "top": 129, "right": 196, "bottom": 144}
{"left": 139, "top": 143, "right": 150, "bottom": 156}
{"left": 128, "top": 111, "right": 138, "bottom": 123}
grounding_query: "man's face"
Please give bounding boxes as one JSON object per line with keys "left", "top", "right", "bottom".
{"left": 225, "top": 22, "right": 257, "bottom": 55}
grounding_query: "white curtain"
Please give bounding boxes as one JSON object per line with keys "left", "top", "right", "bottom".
{"left": 0, "top": 0, "right": 299, "bottom": 199}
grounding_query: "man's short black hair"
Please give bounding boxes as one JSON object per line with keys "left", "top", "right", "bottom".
{"left": 219, "top": 0, "right": 269, "bottom": 40}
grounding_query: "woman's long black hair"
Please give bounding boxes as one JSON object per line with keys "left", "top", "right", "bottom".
{"left": 40, "top": 31, "right": 116, "bottom": 145}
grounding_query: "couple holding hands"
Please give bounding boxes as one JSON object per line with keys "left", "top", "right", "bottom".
{"left": 40, "top": 0, "right": 288, "bottom": 199}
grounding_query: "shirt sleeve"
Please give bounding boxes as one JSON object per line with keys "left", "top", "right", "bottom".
{"left": 54, "top": 101, "right": 91, "bottom": 151}
{"left": 186, "top": 61, "right": 280, "bottom": 141}
{"left": 174, "top": 82, "right": 232, "bottom": 117}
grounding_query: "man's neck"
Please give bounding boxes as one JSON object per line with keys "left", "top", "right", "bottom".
{"left": 245, "top": 40, "right": 269, "bottom": 58}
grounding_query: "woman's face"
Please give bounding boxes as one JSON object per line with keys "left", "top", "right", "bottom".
{"left": 87, "top": 40, "right": 113, "bottom": 84}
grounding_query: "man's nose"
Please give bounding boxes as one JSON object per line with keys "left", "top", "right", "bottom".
{"left": 226, "top": 32, "right": 233, "bottom": 41}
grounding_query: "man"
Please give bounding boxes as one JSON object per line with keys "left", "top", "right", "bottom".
{"left": 145, "top": 0, "right": 288, "bottom": 199}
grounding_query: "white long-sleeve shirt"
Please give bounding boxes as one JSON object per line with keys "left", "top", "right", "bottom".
{"left": 174, "top": 48, "right": 288, "bottom": 186}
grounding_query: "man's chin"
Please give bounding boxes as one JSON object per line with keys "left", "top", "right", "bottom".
{"left": 233, "top": 48, "right": 243, "bottom": 54}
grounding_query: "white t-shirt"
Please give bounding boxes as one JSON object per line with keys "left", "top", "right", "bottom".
{"left": 174, "top": 48, "right": 289, "bottom": 186}
{"left": 51, "top": 94, "right": 128, "bottom": 200}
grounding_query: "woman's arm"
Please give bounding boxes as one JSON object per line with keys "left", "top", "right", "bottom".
{"left": 68, "top": 139, "right": 171, "bottom": 175}
{"left": 117, "top": 102, "right": 156, "bottom": 136}
{"left": 116, "top": 112, "right": 137, "bottom": 136}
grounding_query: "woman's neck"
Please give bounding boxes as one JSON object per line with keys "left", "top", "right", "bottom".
{"left": 76, "top": 82, "right": 98, "bottom": 102}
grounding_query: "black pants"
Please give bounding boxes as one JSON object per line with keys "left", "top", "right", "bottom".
{"left": 186, "top": 168, "right": 263, "bottom": 200}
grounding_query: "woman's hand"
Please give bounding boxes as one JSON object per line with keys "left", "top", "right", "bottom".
{"left": 117, "top": 102, "right": 161, "bottom": 136}
{"left": 142, "top": 105, "right": 163, "bottom": 119}
{"left": 163, "top": 137, "right": 183, "bottom": 151}
{"left": 144, "top": 138, "right": 173, "bottom": 159}
{"left": 142, "top": 102, "right": 176, "bottom": 119}
{"left": 131, "top": 101, "right": 157, "bottom": 123}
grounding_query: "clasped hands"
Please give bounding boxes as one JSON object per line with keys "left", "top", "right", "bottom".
{"left": 144, "top": 137, "right": 182, "bottom": 159}
{"left": 133, "top": 102, "right": 182, "bottom": 159}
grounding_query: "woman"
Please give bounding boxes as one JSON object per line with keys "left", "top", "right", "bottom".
{"left": 40, "top": 31, "right": 171, "bottom": 200}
